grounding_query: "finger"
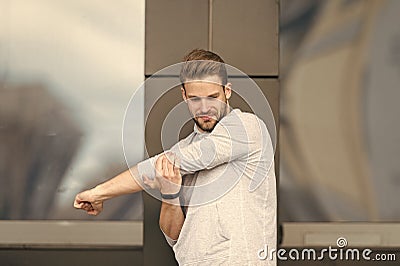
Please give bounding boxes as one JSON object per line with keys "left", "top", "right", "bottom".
{"left": 143, "top": 175, "right": 153, "bottom": 188}
{"left": 143, "top": 174, "right": 150, "bottom": 185}
{"left": 167, "top": 157, "right": 174, "bottom": 177}
{"left": 173, "top": 165, "right": 181, "bottom": 178}
{"left": 85, "top": 203, "right": 102, "bottom": 215}
{"left": 164, "top": 151, "right": 174, "bottom": 164}
{"left": 73, "top": 199, "right": 82, "bottom": 209}
{"left": 82, "top": 203, "right": 93, "bottom": 212}
{"left": 155, "top": 155, "right": 164, "bottom": 176}
{"left": 173, "top": 154, "right": 181, "bottom": 168}
{"left": 173, "top": 167, "right": 182, "bottom": 187}
{"left": 87, "top": 203, "right": 102, "bottom": 216}
{"left": 144, "top": 174, "right": 160, "bottom": 189}
{"left": 73, "top": 195, "right": 84, "bottom": 209}
{"left": 172, "top": 153, "right": 176, "bottom": 167}
{"left": 74, "top": 202, "right": 84, "bottom": 209}
{"left": 87, "top": 209, "right": 99, "bottom": 216}
{"left": 162, "top": 156, "right": 169, "bottom": 177}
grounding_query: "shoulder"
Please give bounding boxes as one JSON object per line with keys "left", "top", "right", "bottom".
{"left": 178, "top": 131, "right": 196, "bottom": 145}
{"left": 211, "top": 109, "right": 269, "bottom": 141}
{"left": 224, "top": 109, "right": 267, "bottom": 132}
{"left": 233, "top": 108, "right": 260, "bottom": 121}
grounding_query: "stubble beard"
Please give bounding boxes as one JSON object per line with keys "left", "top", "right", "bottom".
{"left": 193, "top": 103, "right": 229, "bottom": 133}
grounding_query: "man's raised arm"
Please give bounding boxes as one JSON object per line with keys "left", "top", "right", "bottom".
{"left": 74, "top": 111, "right": 272, "bottom": 215}
{"left": 73, "top": 165, "right": 144, "bottom": 215}
{"left": 137, "top": 110, "right": 272, "bottom": 180}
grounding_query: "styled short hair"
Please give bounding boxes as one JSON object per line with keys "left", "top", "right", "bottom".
{"left": 179, "top": 49, "right": 227, "bottom": 87}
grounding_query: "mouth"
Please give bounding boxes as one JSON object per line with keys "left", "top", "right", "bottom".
{"left": 197, "top": 114, "right": 216, "bottom": 122}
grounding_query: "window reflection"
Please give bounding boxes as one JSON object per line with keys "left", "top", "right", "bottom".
{"left": 0, "top": 1, "right": 144, "bottom": 220}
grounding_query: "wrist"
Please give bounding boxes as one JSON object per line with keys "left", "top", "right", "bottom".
{"left": 160, "top": 182, "right": 182, "bottom": 196}
{"left": 160, "top": 189, "right": 181, "bottom": 199}
{"left": 92, "top": 184, "right": 110, "bottom": 202}
{"left": 161, "top": 196, "right": 181, "bottom": 205}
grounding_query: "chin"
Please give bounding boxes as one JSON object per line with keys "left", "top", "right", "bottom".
{"left": 199, "top": 121, "right": 217, "bottom": 132}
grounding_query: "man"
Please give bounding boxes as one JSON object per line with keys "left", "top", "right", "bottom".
{"left": 74, "top": 49, "right": 277, "bottom": 265}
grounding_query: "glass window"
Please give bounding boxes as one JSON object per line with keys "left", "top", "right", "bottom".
{"left": 0, "top": 1, "right": 145, "bottom": 223}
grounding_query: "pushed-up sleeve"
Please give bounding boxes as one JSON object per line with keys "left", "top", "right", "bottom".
{"left": 170, "top": 111, "right": 252, "bottom": 174}
{"left": 137, "top": 111, "right": 269, "bottom": 181}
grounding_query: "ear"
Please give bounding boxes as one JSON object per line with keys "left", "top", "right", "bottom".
{"left": 181, "top": 86, "right": 187, "bottom": 101}
{"left": 224, "top": 82, "right": 232, "bottom": 100}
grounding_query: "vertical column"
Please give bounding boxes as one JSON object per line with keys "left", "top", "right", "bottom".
{"left": 211, "top": 0, "right": 279, "bottom": 76}
{"left": 145, "top": 0, "right": 209, "bottom": 76}
{"left": 144, "top": 1, "right": 279, "bottom": 265}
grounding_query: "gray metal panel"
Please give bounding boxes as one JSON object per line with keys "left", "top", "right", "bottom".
{"left": 0, "top": 221, "right": 143, "bottom": 247}
{"left": 144, "top": 77, "right": 192, "bottom": 157}
{"left": 143, "top": 77, "right": 279, "bottom": 265}
{"left": 212, "top": 0, "right": 279, "bottom": 76}
{"left": 0, "top": 248, "right": 143, "bottom": 266}
{"left": 255, "top": 78, "right": 280, "bottom": 182}
{"left": 143, "top": 78, "right": 184, "bottom": 266}
{"left": 143, "top": 193, "right": 177, "bottom": 266}
{"left": 145, "top": 0, "right": 209, "bottom": 75}
{"left": 253, "top": 78, "right": 280, "bottom": 135}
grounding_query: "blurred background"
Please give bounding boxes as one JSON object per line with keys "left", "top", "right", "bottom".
{"left": 1, "top": 0, "right": 399, "bottom": 222}
{"left": 0, "top": 0, "right": 145, "bottom": 220}
{"left": 279, "top": 0, "right": 400, "bottom": 222}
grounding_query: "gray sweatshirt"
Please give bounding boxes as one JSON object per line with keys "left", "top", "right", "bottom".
{"left": 139, "top": 109, "right": 277, "bottom": 265}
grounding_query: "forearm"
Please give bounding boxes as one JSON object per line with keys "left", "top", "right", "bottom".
{"left": 93, "top": 166, "right": 143, "bottom": 201}
{"left": 159, "top": 198, "right": 184, "bottom": 241}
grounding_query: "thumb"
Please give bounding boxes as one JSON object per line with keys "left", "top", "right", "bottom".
{"left": 143, "top": 175, "right": 151, "bottom": 186}
{"left": 143, "top": 175, "right": 158, "bottom": 189}
{"left": 73, "top": 197, "right": 84, "bottom": 209}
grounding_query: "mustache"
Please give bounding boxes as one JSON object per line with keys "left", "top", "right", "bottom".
{"left": 195, "top": 112, "right": 217, "bottom": 117}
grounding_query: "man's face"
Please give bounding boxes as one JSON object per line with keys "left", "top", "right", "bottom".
{"left": 182, "top": 78, "right": 232, "bottom": 133}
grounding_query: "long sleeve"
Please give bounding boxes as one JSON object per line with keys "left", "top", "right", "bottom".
{"left": 137, "top": 110, "right": 272, "bottom": 187}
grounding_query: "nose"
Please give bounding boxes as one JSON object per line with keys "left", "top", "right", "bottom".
{"left": 200, "top": 98, "right": 210, "bottom": 113}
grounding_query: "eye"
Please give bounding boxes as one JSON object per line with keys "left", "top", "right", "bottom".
{"left": 209, "top": 95, "right": 219, "bottom": 101}
{"left": 189, "top": 97, "right": 201, "bottom": 102}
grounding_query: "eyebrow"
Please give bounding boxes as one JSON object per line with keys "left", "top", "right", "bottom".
{"left": 187, "top": 92, "right": 220, "bottom": 98}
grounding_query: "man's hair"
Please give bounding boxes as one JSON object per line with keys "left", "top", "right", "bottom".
{"left": 179, "top": 49, "right": 227, "bottom": 88}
